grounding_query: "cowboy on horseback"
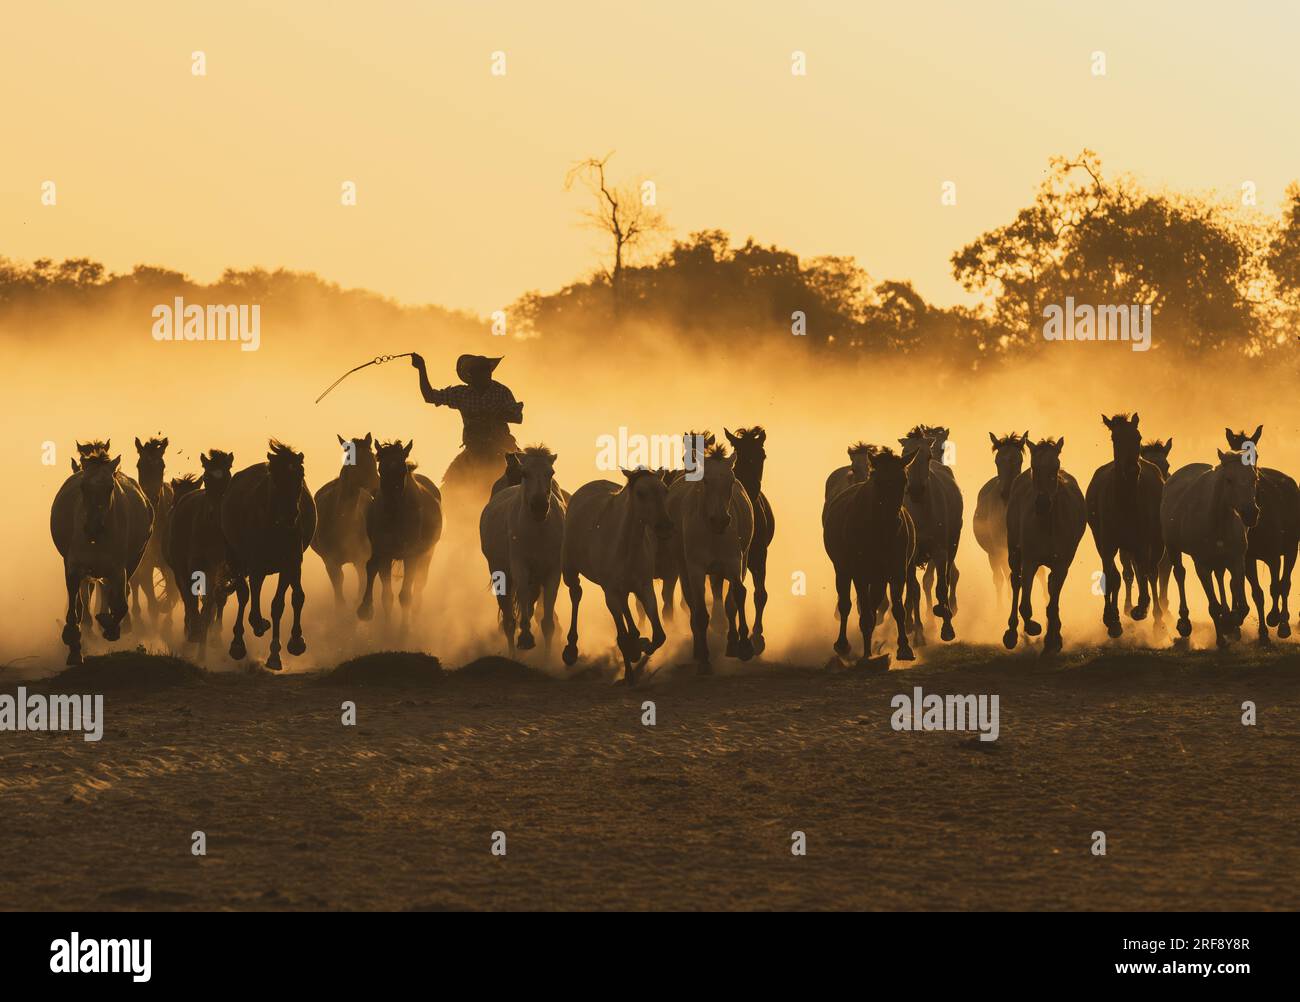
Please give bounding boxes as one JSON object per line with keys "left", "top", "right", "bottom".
{"left": 410, "top": 352, "right": 524, "bottom": 497}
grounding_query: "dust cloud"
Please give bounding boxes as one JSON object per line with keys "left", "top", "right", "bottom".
{"left": 4, "top": 304, "right": 1292, "bottom": 673}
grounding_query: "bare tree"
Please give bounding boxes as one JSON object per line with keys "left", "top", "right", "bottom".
{"left": 565, "top": 152, "right": 667, "bottom": 314}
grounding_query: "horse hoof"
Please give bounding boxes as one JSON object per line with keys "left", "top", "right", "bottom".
{"left": 1258, "top": 632, "right": 1271, "bottom": 647}
{"left": 101, "top": 622, "right": 121, "bottom": 642}
{"left": 287, "top": 636, "right": 306, "bottom": 656}
{"left": 638, "top": 637, "right": 655, "bottom": 656}
{"left": 1042, "top": 636, "right": 1062, "bottom": 655}
{"left": 562, "top": 645, "right": 578, "bottom": 666}
{"left": 1279, "top": 621, "right": 1292, "bottom": 639}
{"left": 229, "top": 639, "right": 246, "bottom": 660}
{"left": 725, "top": 637, "right": 739, "bottom": 658}
{"left": 854, "top": 654, "right": 891, "bottom": 672}
{"left": 940, "top": 623, "right": 955, "bottom": 642}
{"left": 356, "top": 604, "right": 373, "bottom": 622}
{"left": 833, "top": 639, "right": 851, "bottom": 657}
{"left": 266, "top": 653, "right": 283, "bottom": 671}
{"left": 61, "top": 624, "right": 79, "bottom": 644}
{"left": 751, "top": 634, "right": 765, "bottom": 656}
{"left": 1107, "top": 623, "right": 1123, "bottom": 639}
{"left": 896, "top": 644, "right": 915, "bottom": 662}
{"left": 738, "top": 637, "right": 754, "bottom": 661}
{"left": 65, "top": 649, "right": 82, "bottom": 666}
{"left": 1177, "top": 618, "right": 1192, "bottom": 638}
{"left": 1130, "top": 606, "right": 1148, "bottom": 622}
{"left": 1023, "top": 619, "right": 1042, "bottom": 637}
{"left": 1266, "top": 610, "right": 1280, "bottom": 627}
{"left": 1002, "top": 629, "right": 1018, "bottom": 650}
{"left": 251, "top": 617, "right": 270, "bottom": 637}
{"left": 517, "top": 633, "right": 536, "bottom": 651}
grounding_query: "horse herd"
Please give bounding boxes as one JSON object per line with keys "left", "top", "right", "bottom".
{"left": 48, "top": 415, "right": 1296, "bottom": 680}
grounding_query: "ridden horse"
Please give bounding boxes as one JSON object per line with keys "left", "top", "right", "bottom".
{"left": 1224, "top": 426, "right": 1300, "bottom": 639}
{"left": 899, "top": 432, "right": 962, "bottom": 643}
{"left": 822, "top": 448, "right": 917, "bottom": 669}
{"left": 973, "top": 432, "right": 1028, "bottom": 606}
{"left": 1085, "top": 414, "right": 1165, "bottom": 638}
{"left": 725, "top": 427, "right": 775, "bottom": 654}
{"left": 480, "top": 447, "right": 566, "bottom": 657}
{"left": 166, "top": 450, "right": 236, "bottom": 659}
{"left": 311, "top": 434, "right": 379, "bottom": 607}
{"left": 824, "top": 442, "right": 879, "bottom": 501}
{"left": 561, "top": 469, "right": 673, "bottom": 683}
{"left": 1003, "top": 438, "right": 1087, "bottom": 654}
{"left": 668, "top": 444, "right": 756, "bottom": 671}
{"left": 358, "top": 440, "right": 443, "bottom": 628}
{"left": 221, "top": 441, "right": 317, "bottom": 669}
{"left": 127, "top": 436, "right": 177, "bottom": 629}
{"left": 1161, "top": 450, "right": 1260, "bottom": 646}
{"left": 50, "top": 449, "right": 154, "bottom": 664}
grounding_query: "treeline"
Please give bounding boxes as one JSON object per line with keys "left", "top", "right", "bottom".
{"left": 6, "top": 151, "right": 1300, "bottom": 368}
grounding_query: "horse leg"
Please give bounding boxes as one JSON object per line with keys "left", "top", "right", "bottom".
{"left": 263, "top": 574, "right": 290, "bottom": 669}
{"left": 1194, "top": 559, "right": 1228, "bottom": 647}
{"left": 1120, "top": 551, "right": 1135, "bottom": 617}
{"left": 633, "top": 578, "right": 667, "bottom": 656}
{"left": 62, "top": 566, "right": 84, "bottom": 665}
{"left": 1265, "top": 554, "right": 1282, "bottom": 628}
{"left": 660, "top": 572, "right": 677, "bottom": 623}
{"left": 909, "top": 561, "right": 928, "bottom": 647}
{"left": 685, "top": 566, "right": 712, "bottom": 671}
{"left": 323, "top": 557, "right": 346, "bottom": 607}
{"left": 248, "top": 574, "right": 269, "bottom": 635}
{"left": 1003, "top": 546, "right": 1022, "bottom": 649}
{"left": 378, "top": 563, "right": 394, "bottom": 621}
{"left": 921, "top": 561, "right": 935, "bottom": 624}
{"left": 604, "top": 589, "right": 640, "bottom": 684}
{"left": 854, "top": 577, "right": 881, "bottom": 668}
{"left": 515, "top": 564, "right": 539, "bottom": 651}
{"left": 725, "top": 568, "right": 752, "bottom": 661}
{"left": 948, "top": 559, "right": 960, "bottom": 615}
{"left": 540, "top": 572, "right": 560, "bottom": 660}
{"left": 708, "top": 572, "right": 726, "bottom": 635}
{"left": 357, "top": 555, "right": 380, "bottom": 621}
{"left": 989, "top": 551, "right": 1005, "bottom": 609}
{"left": 1142, "top": 552, "right": 1163, "bottom": 636}
{"left": 833, "top": 565, "right": 852, "bottom": 658}
{"left": 889, "top": 570, "right": 914, "bottom": 661}
{"left": 561, "top": 571, "right": 582, "bottom": 666}
{"left": 934, "top": 554, "right": 955, "bottom": 642}
{"left": 286, "top": 564, "right": 307, "bottom": 656}
{"left": 1101, "top": 545, "right": 1122, "bottom": 638}
{"left": 1131, "top": 547, "right": 1152, "bottom": 622}
{"left": 1279, "top": 545, "right": 1296, "bottom": 639}
{"left": 1169, "top": 550, "right": 1191, "bottom": 638}
{"left": 97, "top": 569, "right": 128, "bottom": 642}
{"left": 1242, "top": 557, "right": 1267, "bottom": 644}
{"left": 1019, "top": 556, "right": 1041, "bottom": 637}
{"left": 748, "top": 544, "right": 768, "bottom": 655}
{"left": 228, "top": 575, "right": 249, "bottom": 659}
{"left": 1043, "top": 563, "right": 1066, "bottom": 654}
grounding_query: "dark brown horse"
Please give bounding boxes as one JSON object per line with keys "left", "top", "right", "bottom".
{"left": 1122, "top": 437, "right": 1175, "bottom": 619}
{"left": 899, "top": 431, "right": 962, "bottom": 643}
{"left": 822, "top": 448, "right": 917, "bottom": 669}
{"left": 358, "top": 440, "right": 443, "bottom": 627}
{"left": 824, "top": 442, "right": 879, "bottom": 501}
{"left": 725, "top": 427, "right": 775, "bottom": 654}
{"left": 221, "top": 441, "right": 317, "bottom": 669}
{"left": 127, "top": 436, "right": 177, "bottom": 629}
{"left": 166, "top": 450, "right": 236, "bottom": 659}
{"left": 1085, "top": 414, "right": 1165, "bottom": 638}
{"left": 1004, "top": 438, "right": 1087, "bottom": 654}
{"left": 1224, "top": 425, "right": 1300, "bottom": 639}
{"left": 973, "top": 432, "right": 1028, "bottom": 606}
{"left": 311, "top": 433, "right": 379, "bottom": 607}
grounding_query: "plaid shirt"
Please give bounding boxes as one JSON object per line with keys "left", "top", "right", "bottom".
{"left": 429, "top": 380, "right": 523, "bottom": 448}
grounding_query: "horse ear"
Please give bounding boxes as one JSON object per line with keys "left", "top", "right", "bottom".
{"left": 1217, "top": 449, "right": 1228, "bottom": 463}
{"left": 755, "top": 428, "right": 766, "bottom": 445}
{"left": 1252, "top": 424, "right": 1263, "bottom": 444}
{"left": 70, "top": 459, "right": 78, "bottom": 473}
{"left": 1130, "top": 413, "right": 1139, "bottom": 426}
{"left": 161, "top": 437, "right": 169, "bottom": 450}
{"left": 620, "top": 467, "right": 636, "bottom": 481}
{"left": 363, "top": 432, "right": 372, "bottom": 445}
{"left": 1054, "top": 438, "right": 1065, "bottom": 455}
{"left": 1021, "top": 431, "right": 1029, "bottom": 445}
{"left": 550, "top": 453, "right": 559, "bottom": 465}
{"left": 1224, "top": 427, "right": 1234, "bottom": 444}
{"left": 988, "top": 431, "right": 999, "bottom": 450}
{"left": 200, "top": 453, "right": 210, "bottom": 468}
{"left": 110, "top": 456, "right": 121, "bottom": 472}
{"left": 897, "top": 437, "right": 909, "bottom": 447}
{"left": 1164, "top": 437, "right": 1174, "bottom": 454}
{"left": 337, "top": 433, "right": 346, "bottom": 446}
{"left": 1100, "top": 414, "right": 1110, "bottom": 429}
{"left": 724, "top": 428, "right": 739, "bottom": 446}
{"left": 135, "top": 436, "right": 144, "bottom": 451}
{"left": 403, "top": 440, "right": 414, "bottom": 457}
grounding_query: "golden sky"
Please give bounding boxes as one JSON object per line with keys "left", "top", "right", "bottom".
{"left": 4, "top": 0, "right": 1299, "bottom": 314}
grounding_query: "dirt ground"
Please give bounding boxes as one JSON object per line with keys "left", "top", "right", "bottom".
{"left": 1, "top": 643, "right": 1297, "bottom": 911}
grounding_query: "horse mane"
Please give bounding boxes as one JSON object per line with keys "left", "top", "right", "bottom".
{"left": 80, "top": 450, "right": 116, "bottom": 470}
{"left": 908, "top": 424, "right": 946, "bottom": 439}
{"left": 733, "top": 426, "right": 764, "bottom": 438}
{"left": 848, "top": 441, "right": 880, "bottom": 456}
{"left": 1140, "top": 438, "right": 1166, "bottom": 449}
{"left": 140, "top": 435, "right": 168, "bottom": 449}
{"left": 993, "top": 433, "right": 1022, "bottom": 447}
{"left": 704, "top": 443, "right": 730, "bottom": 460}
{"left": 268, "top": 439, "right": 302, "bottom": 461}
{"left": 520, "top": 444, "right": 556, "bottom": 461}
{"left": 77, "top": 439, "right": 111, "bottom": 455}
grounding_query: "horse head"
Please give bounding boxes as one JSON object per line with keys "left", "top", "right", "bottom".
{"left": 266, "top": 440, "right": 307, "bottom": 528}
{"left": 700, "top": 444, "right": 738, "bottom": 534}
{"left": 1224, "top": 425, "right": 1263, "bottom": 456}
{"left": 134, "top": 436, "right": 169, "bottom": 496}
{"left": 1216, "top": 448, "right": 1260, "bottom": 528}
{"left": 990, "top": 431, "right": 1028, "bottom": 501}
{"left": 1028, "top": 438, "right": 1064, "bottom": 516}
{"left": 516, "top": 446, "right": 558, "bottom": 521}
{"left": 869, "top": 448, "right": 911, "bottom": 511}
{"left": 1139, "top": 438, "right": 1173, "bottom": 478}
{"left": 725, "top": 427, "right": 766, "bottom": 490}
{"left": 374, "top": 440, "right": 414, "bottom": 509}
{"left": 79, "top": 451, "right": 120, "bottom": 543}
{"left": 200, "top": 449, "right": 235, "bottom": 500}
{"left": 1101, "top": 413, "right": 1141, "bottom": 468}
{"left": 847, "top": 441, "right": 878, "bottom": 481}
{"left": 901, "top": 434, "right": 936, "bottom": 501}
{"left": 621, "top": 467, "right": 673, "bottom": 540}
{"left": 337, "top": 433, "right": 379, "bottom": 495}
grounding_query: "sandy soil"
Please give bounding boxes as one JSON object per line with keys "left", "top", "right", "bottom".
{"left": 2, "top": 644, "right": 1297, "bottom": 911}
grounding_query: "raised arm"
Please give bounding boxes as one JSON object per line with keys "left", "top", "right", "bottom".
{"left": 410, "top": 354, "right": 445, "bottom": 405}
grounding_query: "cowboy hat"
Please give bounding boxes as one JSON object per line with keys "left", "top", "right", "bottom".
{"left": 456, "top": 354, "right": 503, "bottom": 384}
